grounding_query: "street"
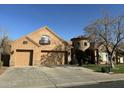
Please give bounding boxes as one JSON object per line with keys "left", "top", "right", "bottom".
{"left": 68, "top": 80, "right": 124, "bottom": 88}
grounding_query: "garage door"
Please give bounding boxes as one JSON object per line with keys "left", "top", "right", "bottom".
{"left": 15, "top": 50, "right": 33, "bottom": 67}
{"left": 41, "top": 50, "right": 68, "bottom": 65}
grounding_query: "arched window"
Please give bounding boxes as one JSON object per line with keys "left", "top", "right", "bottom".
{"left": 39, "top": 35, "right": 51, "bottom": 45}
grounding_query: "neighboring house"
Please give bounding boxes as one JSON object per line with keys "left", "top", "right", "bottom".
{"left": 10, "top": 26, "right": 68, "bottom": 67}
{"left": 115, "top": 48, "right": 124, "bottom": 64}
{"left": 71, "top": 36, "right": 90, "bottom": 51}
{"left": 94, "top": 44, "right": 109, "bottom": 64}
{"left": 70, "top": 36, "right": 92, "bottom": 64}
{"left": 95, "top": 44, "right": 124, "bottom": 64}
{"left": 99, "top": 52, "right": 108, "bottom": 63}
{"left": 71, "top": 35, "right": 124, "bottom": 64}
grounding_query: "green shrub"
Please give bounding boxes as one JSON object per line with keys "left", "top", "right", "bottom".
{"left": 101, "top": 66, "right": 110, "bottom": 73}
{"left": 0, "top": 60, "right": 3, "bottom": 68}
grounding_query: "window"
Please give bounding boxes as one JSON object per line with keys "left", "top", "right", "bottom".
{"left": 75, "top": 42, "right": 80, "bottom": 49}
{"left": 23, "top": 41, "right": 28, "bottom": 44}
{"left": 84, "top": 42, "right": 87, "bottom": 46}
{"left": 39, "top": 35, "right": 50, "bottom": 45}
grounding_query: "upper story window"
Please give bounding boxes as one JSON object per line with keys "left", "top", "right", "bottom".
{"left": 39, "top": 35, "right": 51, "bottom": 45}
{"left": 75, "top": 42, "right": 80, "bottom": 49}
{"left": 84, "top": 42, "right": 87, "bottom": 46}
{"left": 23, "top": 41, "right": 28, "bottom": 44}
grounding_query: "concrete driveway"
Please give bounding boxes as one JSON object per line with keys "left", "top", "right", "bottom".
{"left": 0, "top": 66, "right": 124, "bottom": 88}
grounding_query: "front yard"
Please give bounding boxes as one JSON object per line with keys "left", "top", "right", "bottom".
{"left": 82, "top": 64, "right": 124, "bottom": 73}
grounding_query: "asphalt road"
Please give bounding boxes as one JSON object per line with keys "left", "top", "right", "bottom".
{"left": 68, "top": 80, "right": 124, "bottom": 88}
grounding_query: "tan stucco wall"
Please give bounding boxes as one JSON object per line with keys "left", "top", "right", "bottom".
{"left": 72, "top": 39, "right": 90, "bottom": 51}
{"left": 10, "top": 27, "right": 67, "bottom": 67}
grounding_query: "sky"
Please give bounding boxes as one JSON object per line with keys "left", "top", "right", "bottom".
{"left": 0, "top": 4, "right": 124, "bottom": 41}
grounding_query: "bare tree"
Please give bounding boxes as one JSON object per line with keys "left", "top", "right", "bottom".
{"left": 117, "top": 42, "right": 124, "bottom": 49}
{"left": 84, "top": 14, "right": 124, "bottom": 69}
{"left": 0, "top": 30, "right": 6, "bottom": 61}
{"left": 0, "top": 30, "right": 11, "bottom": 62}
{"left": 0, "top": 36, "right": 11, "bottom": 54}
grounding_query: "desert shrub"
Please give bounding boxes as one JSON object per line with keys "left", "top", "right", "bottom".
{"left": 101, "top": 66, "right": 110, "bottom": 73}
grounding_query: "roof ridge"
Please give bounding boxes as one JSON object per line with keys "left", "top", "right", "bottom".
{"left": 44, "top": 26, "right": 68, "bottom": 44}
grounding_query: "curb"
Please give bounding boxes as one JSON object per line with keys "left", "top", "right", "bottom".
{"left": 55, "top": 78, "right": 124, "bottom": 88}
